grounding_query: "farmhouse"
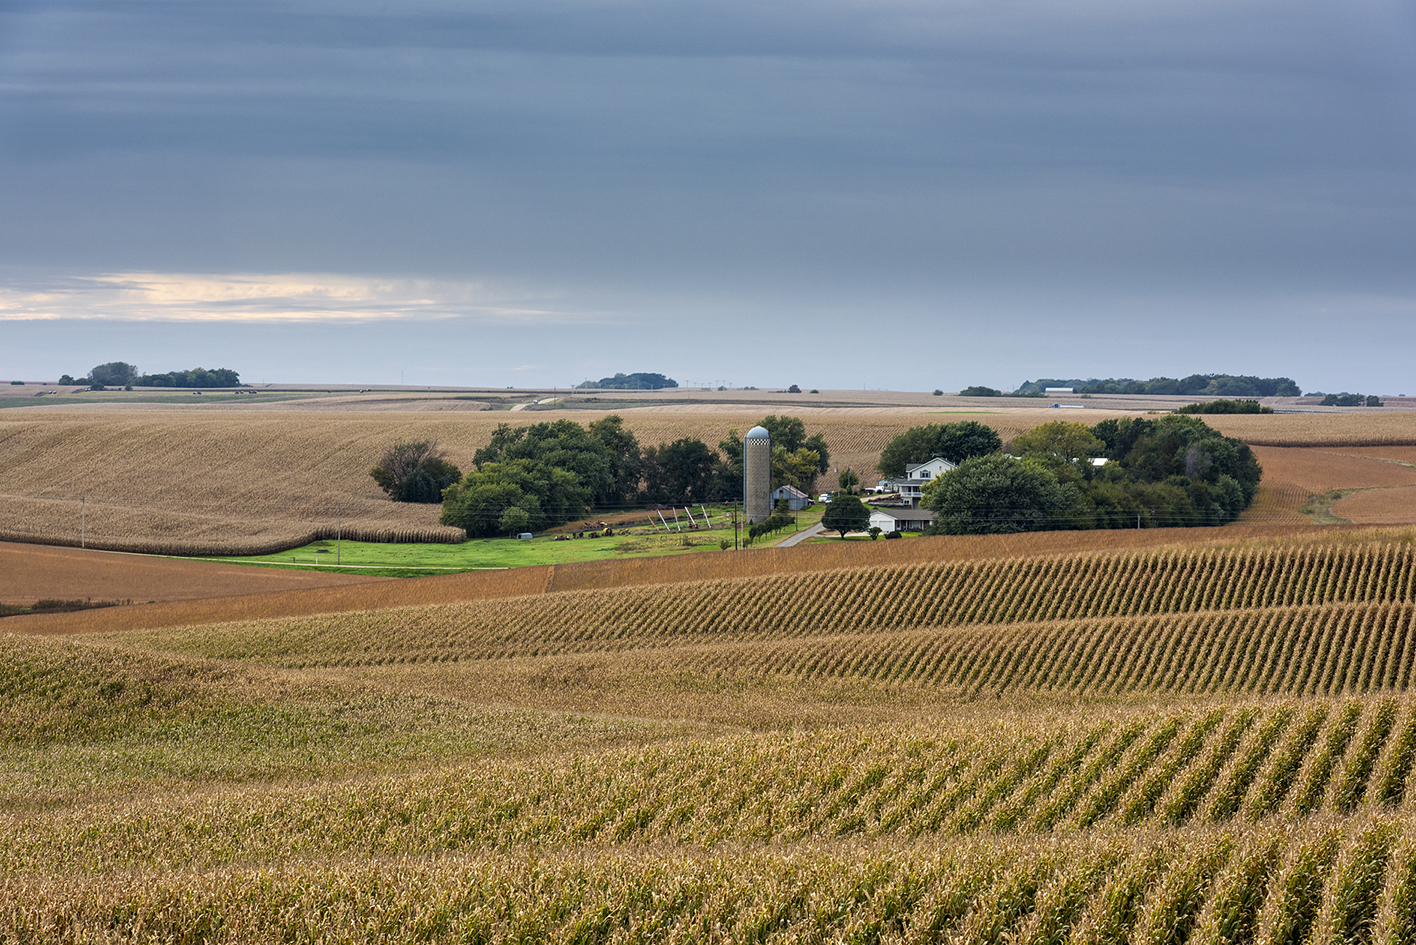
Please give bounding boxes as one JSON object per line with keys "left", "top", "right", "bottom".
{"left": 895, "top": 456, "right": 956, "bottom": 508}
{"left": 769, "top": 484, "right": 811, "bottom": 512}
{"left": 868, "top": 507, "right": 937, "bottom": 534}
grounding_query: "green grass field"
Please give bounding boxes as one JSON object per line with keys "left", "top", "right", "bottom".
{"left": 202, "top": 503, "right": 828, "bottom": 575}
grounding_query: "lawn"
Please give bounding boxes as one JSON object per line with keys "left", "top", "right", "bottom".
{"left": 203, "top": 503, "right": 826, "bottom": 575}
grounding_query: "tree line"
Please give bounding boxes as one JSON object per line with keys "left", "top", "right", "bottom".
{"left": 59, "top": 362, "right": 242, "bottom": 388}
{"left": 1013, "top": 374, "right": 1300, "bottom": 397}
{"left": 371, "top": 415, "right": 832, "bottom": 538}
{"left": 921, "top": 416, "right": 1262, "bottom": 534}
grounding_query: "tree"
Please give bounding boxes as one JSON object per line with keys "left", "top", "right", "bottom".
{"left": 498, "top": 506, "right": 531, "bottom": 535}
{"left": 822, "top": 494, "right": 871, "bottom": 537}
{"left": 758, "top": 415, "right": 830, "bottom": 475}
{"left": 838, "top": 467, "right": 860, "bottom": 494}
{"left": 642, "top": 437, "right": 716, "bottom": 504}
{"left": 878, "top": 421, "right": 1002, "bottom": 477}
{"left": 440, "top": 459, "right": 589, "bottom": 538}
{"left": 923, "top": 455, "right": 1085, "bottom": 534}
{"left": 370, "top": 440, "right": 463, "bottom": 503}
{"left": 772, "top": 446, "right": 820, "bottom": 495}
{"left": 1008, "top": 422, "right": 1105, "bottom": 468}
{"left": 472, "top": 420, "right": 616, "bottom": 505}
{"left": 587, "top": 415, "right": 642, "bottom": 506}
{"left": 709, "top": 429, "right": 744, "bottom": 502}
{"left": 89, "top": 362, "right": 139, "bottom": 387}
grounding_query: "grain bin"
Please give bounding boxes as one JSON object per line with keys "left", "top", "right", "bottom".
{"left": 744, "top": 425, "right": 772, "bottom": 523}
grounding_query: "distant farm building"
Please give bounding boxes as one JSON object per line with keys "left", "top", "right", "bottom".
{"left": 770, "top": 485, "right": 811, "bottom": 512}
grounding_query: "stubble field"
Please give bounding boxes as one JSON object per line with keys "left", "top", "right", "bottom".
{"left": 4, "top": 404, "right": 1416, "bottom": 555}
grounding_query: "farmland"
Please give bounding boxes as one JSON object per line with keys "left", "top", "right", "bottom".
{"left": 6, "top": 525, "right": 1416, "bottom": 940}
{"left": 4, "top": 404, "right": 1416, "bottom": 555}
{"left": 5, "top": 402, "right": 1416, "bottom": 940}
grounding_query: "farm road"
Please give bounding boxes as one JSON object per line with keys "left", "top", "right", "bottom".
{"left": 776, "top": 523, "right": 826, "bottom": 547}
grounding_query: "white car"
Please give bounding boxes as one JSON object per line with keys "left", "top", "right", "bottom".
{"left": 818, "top": 493, "right": 832, "bottom": 503}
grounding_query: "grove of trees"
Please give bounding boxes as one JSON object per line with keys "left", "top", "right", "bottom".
{"left": 1014, "top": 374, "right": 1300, "bottom": 397}
{"left": 60, "top": 363, "right": 243, "bottom": 388}
{"left": 921, "top": 416, "right": 1262, "bottom": 534}
{"left": 434, "top": 414, "right": 832, "bottom": 537}
{"left": 576, "top": 372, "right": 678, "bottom": 390}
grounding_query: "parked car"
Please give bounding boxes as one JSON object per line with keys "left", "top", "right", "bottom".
{"left": 818, "top": 493, "right": 832, "bottom": 503}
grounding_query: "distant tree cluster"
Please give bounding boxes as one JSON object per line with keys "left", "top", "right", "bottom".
{"left": 139, "top": 367, "right": 242, "bottom": 388}
{"left": 576, "top": 372, "right": 678, "bottom": 390}
{"left": 921, "top": 416, "right": 1262, "bottom": 534}
{"left": 958, "top": 386, "right": 1002, "bottom": 397}
{"left": 58, "top": 362, "right": 242, "bottom": 388}
{"left": 422, "top": 414, "right": 832, "bottom": 537}
{"left": 1320, "top": 393, "right": 1383, "bottom": 407}
{"left": 1175, "top": 400, "right": 1273, "bottom": 415}
{"left": 1013, "top": 375, "right": 1300, "bottom": 398}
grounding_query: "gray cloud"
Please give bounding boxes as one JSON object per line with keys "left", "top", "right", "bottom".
{"left": 0, "top": 0, "right": 1412, "bottom": 390}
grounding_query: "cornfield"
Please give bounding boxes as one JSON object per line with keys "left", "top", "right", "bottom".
{"left": 11, "top": 511, "right": 1416, "bottom": 939}
{"left": 112, "top": 538, "right": 1416, "bottom": 677}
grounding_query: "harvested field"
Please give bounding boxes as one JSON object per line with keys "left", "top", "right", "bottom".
{"left": 4, "top": 406, "right": 1413, "bottom": 552}
{"left": 1251, "top": 447, "right": 1416, "bottom": 494}
{"left": 0, "top": 541, "right": 388, "bottom": 607}
{"left": 1333, "top": 485, "right": 1416, "bottom": 525}
{"left": 1207, "top": 411, "right": 1416, "bottom": 447}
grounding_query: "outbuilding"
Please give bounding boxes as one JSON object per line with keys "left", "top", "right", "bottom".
{"left": 769, "top": 484, "right": 812, "bottom": 512}
{"left": 868, "top": 507, "right": 937, "bottom": 534}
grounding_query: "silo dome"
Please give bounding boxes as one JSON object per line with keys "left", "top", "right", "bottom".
{"left": 745, "top": 426, "right": 771, "bottom": 440}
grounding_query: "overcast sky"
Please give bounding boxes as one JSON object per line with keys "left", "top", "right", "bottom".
{"left": 1, "top": 0, "right": 1413, "bottom": 392}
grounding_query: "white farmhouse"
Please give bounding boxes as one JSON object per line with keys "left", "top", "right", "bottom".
{"left": 895, "top": 456, "right": 956, "bottom": 508}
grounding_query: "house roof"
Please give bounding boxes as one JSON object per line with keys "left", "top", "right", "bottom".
{"left": 770, "top": 485, "right": 809, "bottom": 498}
{"left": 904, "top": 456, "right": 956, "bottom": 474}
{"left": 869, "top": 507, "right": 937, "bottom": 521}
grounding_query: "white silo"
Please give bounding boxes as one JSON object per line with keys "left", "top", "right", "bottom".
{"left": 744, "top": 425, "right": 772, "bottom": 523}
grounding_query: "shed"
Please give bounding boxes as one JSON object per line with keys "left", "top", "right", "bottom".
{"left": 770, "top": 484, "right": 811, "bottom": 512}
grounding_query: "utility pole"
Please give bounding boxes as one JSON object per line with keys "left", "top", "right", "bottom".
{"left": 337, "top": 504, "right": 342, "bottom": 565}
{"left": 81, "top": 495, "right": 86, "bottom": 548}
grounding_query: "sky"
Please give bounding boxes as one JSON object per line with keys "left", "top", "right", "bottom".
{"left": 1, "top": 0, "right": 1414, "bottom": 392}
